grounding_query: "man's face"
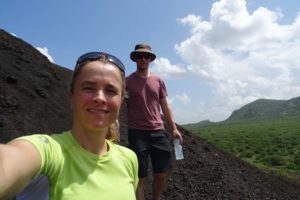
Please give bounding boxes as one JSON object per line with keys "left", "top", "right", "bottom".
{"left": 136, "top": 53, "right": 151, "bottom": 70}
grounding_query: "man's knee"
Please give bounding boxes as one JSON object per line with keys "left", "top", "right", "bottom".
{"left": 153, "top": 172, "right": 167, "bottom": 180}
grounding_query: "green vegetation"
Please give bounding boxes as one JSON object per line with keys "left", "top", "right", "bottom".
{"left": 183, "top": 116, "right": 300, "bottom": 184}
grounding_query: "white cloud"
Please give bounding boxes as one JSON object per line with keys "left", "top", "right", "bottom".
{"left": 175, "top": 93, "right": 191, "bottom": 104}
{"left": 170, "top": 0, "right": 300, "bottom": 123}
{"left": 36, "top": 47, "right": 54, "bottom": 63}
{"left": 10, "top": 32, "right": 17, "bottom": 37}
{"left": 151, "top": 57, "right": 187, "bottom": 79}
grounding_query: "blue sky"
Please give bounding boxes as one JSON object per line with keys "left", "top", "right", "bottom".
{"left": 1, "top": 0, "right": 300, "bottom": 124}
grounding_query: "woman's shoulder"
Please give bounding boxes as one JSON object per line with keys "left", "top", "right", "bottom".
{"left": 109, "top": 141, "right": 136, "bottom": 159}
{"left": 15, "top": 131, "right": 72, "bottom": 152}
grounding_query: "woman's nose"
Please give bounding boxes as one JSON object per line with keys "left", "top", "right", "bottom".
{"left": 93, "top": 90, "right": 106, "bottom": 103}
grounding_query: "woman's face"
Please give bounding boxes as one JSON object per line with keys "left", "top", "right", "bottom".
{"left": 70, "top": 61, "right": 123, "bottom": 131}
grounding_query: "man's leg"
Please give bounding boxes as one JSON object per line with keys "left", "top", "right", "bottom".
{"left": 135, "top": 151, "right": 148, "bottom": 200}
{"left": 152, "top": 172, "right": 167, "bottom": 200}
{"left": 128, "top": 130, "right": 149, "bottom": 200}
{"left": 137, "top": 177, "right": 146, "bottom": 200}
{"left": 150, "top": 131, "right": 172, "bottom": 200}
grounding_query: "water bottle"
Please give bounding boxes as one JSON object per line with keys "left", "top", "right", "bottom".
{"left": 173, "top": 139, "right": 184, "bottom": 160}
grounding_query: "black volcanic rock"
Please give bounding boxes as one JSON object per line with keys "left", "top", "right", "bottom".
{"left": 1, "top": 28, "right": 300, "bottom": 200}
{"left": 0, "top": 29, "right": 72, "bottom": 143}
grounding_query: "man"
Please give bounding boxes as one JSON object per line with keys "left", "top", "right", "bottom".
{"left": 126, "top": 43, "right": 183, "bottom": 200}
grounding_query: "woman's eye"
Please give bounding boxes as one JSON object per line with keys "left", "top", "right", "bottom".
{"left": 83, "top": 87, "right": 95, "bottom": 91}
{"left": 107, "top": 89, "right": 117, "bottom": 94}
{"left": 106, "top": 87, "right": 118, "bottom": 95}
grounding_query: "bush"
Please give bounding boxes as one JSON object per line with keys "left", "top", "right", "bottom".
{"left": 263, "top": 155, "right": 285, "bottom": 166}
{"left": 240, "top": 150, "right": 253, "bottom": 158}
{"left": 286, "top": 162, "right": 300, "bottom": 170}
{"left": 294, "top": 152, "right": 300, "bottom": 165}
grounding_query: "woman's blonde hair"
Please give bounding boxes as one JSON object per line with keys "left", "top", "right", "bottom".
{"left": 106, "top": 120, "right": 120, "bottom": 143}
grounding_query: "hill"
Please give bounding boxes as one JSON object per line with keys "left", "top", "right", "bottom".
{"left": 1, "top": 28, "right": 300, "bottom": 199}
{"left": 186, "top": 96, "right": 300, "bottom": 127}
{"left": 0, "top": 29, "right": 72, "bottom": 143}
{"left": 227, "top": 97, "right": 300, "bottom": 122}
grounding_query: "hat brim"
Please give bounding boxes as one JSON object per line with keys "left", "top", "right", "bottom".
{"left": 130, "top": 50, "right": 156, "bottom": 62}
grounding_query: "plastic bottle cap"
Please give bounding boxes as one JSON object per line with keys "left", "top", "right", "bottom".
{"left": 173, "top": 138, "right": 180, "bottom": 145}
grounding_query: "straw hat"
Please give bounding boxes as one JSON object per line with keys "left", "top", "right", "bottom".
{"left": 130, "top": 43, "right": 156, "bottom": 62}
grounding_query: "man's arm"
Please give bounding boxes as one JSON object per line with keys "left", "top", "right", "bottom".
{"left": 0, "top": 140, "right": 41, "bottom": 199}
{"left": 160, "top": 97, "right": 183, "bottom": 143}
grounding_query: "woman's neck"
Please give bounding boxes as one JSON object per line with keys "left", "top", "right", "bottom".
{"left": 71, "top": 126, "right": 108, "bottom": 156}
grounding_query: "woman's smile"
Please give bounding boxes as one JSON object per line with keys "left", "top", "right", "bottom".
{"left": 87, "top": 107, "right": 109, "bottom": 115}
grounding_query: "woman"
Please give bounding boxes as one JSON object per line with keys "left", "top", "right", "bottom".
{"left": 0, "top": 52, "right": 138, "bottom": 199}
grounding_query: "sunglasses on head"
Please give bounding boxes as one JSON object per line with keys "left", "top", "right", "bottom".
{"left": 76, "top": 52, "right": 125, "bottom": 73}
{"left": 136, "top": 54, "right": 151, "bottom": 60}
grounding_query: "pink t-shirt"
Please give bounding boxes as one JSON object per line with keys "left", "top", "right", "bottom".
{"left": 126, "top": 72, "right": 168, "bottom": 130}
